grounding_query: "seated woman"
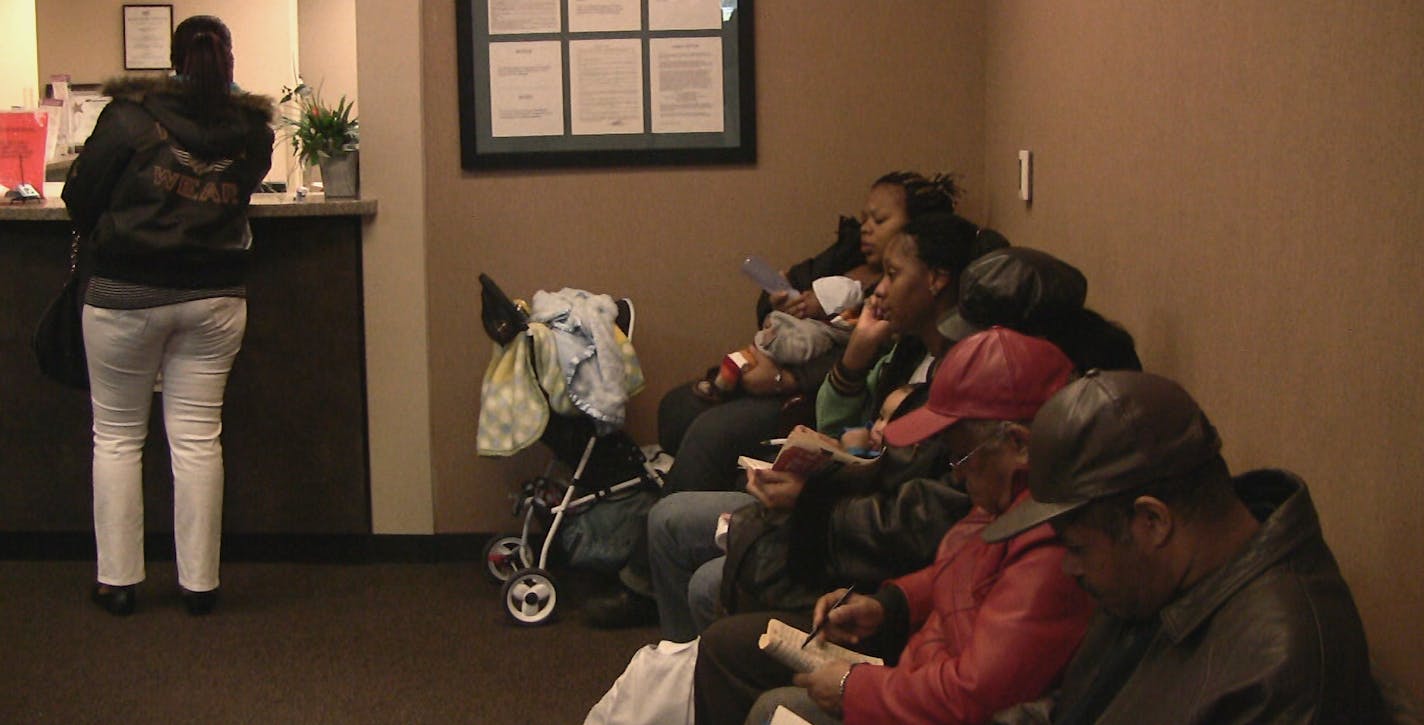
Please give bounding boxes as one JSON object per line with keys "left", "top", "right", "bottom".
{"left": 694, "top": 329, "right": 1097, "bottom": 725}
{"left": 637, "top": 211, "right": 997, "bottom": 639}
{"left": 656, "top": 171, "right": 960, "bottom": 469}
{"left": 583, "top": 172, "right": 962, "bottom": 629}
{"left": 649, "top": 243, "right": 1140, "bottom": 644}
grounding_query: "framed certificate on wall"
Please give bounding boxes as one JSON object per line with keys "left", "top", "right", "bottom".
{"left": 456, "top": 0, "right": 756, "bottom": 170}
{"left": 123, "top": 4, "right": 174, "bottom": 71}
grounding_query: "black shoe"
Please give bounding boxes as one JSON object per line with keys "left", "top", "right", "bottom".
{"left": 181, "top": 587, "right": 219, "bottom": 616}
{"left": 582, "top": 588, "right": 658, "bottom": 629}
{"left": 91, "top": 584, "right": 136, "bottom": 616}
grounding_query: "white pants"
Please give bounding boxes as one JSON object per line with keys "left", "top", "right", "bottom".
{"left": 83, "top": 297, "right": 247, "bottom": 592}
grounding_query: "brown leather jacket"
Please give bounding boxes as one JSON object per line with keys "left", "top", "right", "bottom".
{"left": 993, "top": 470, "right": 1385, "bottom": 725}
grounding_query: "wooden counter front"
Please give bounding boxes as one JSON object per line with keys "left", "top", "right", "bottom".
{"left": 1, "top": 196, "right": 376, "bottom": 542}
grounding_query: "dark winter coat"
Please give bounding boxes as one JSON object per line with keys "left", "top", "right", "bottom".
{"left": 63, "top": 76, "right": 274, "bottom": 290}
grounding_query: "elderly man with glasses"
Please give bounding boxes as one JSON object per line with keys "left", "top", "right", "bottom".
{"left": 693, "top": 328, "right": 1096, "bottom": 725}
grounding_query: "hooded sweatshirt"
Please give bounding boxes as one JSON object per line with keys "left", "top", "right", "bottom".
{"left": 63, "top": 76, "right": 275, "bottom": 295}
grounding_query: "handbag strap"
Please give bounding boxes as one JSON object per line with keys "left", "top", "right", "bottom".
{"left": 66, "top": 230, "right": 81, "bottom": 277}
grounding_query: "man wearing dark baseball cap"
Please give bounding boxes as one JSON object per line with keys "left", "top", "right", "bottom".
{"left": 989, "top": 370, "right": 1384, "bottom": 724}
{"left": 696, "top": 328, "right": 1096, "bottom": 725}
{"left": 939, "top": 246, "right": 1141, "bottom": 373}
{"left": 937, "top": 246, "right": 1088, "bottom": 342}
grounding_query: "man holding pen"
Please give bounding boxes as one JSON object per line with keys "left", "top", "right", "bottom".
{"left": 694, "top": 328, "right": 1096, "bottom": 724}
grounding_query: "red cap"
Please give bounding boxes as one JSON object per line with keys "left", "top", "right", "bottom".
{"left": 883, "top": 327, "right": 1074, "bottom": 448}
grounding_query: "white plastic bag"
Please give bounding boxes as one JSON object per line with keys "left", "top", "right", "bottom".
{"left": 584, "top": 639, "right": 698, "bottom": 725}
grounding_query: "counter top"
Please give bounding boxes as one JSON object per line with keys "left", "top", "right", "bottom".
{"left": 0, "top": 183, "right": 376, "bottom": 221}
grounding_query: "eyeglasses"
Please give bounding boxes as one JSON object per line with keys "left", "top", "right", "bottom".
{"left": 947, "top": 427, "right": 1006, "bottom": 474}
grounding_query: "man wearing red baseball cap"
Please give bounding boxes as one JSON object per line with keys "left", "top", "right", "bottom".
{"left": 695, "top": 328, "right": 1095, "bottom": 725}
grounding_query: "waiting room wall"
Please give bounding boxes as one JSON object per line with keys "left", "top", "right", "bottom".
{"left": 419, "top": 2, "right": 988, "bottom": 530}
{"left": 980, "top": 1, "right": 1424, "bottom": 696}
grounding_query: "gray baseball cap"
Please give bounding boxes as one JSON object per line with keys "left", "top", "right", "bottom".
{"left": 982, "top": 370, "right": 1222, "bottom": 542}
{"left": 939, "top": 247, "right": 1089, "bottom": 342}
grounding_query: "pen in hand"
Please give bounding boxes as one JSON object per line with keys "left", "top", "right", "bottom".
{"left": 802, "top": 585, "right": 855, "bottom": 648}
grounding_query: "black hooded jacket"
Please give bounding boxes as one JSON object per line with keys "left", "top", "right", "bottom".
{"left": 63, "top": 77, "right": 275, "bottom": 290}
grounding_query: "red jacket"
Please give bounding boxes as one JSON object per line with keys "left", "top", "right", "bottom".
{"left": 842, "top": 489, "right": 1095, "bottom": 725}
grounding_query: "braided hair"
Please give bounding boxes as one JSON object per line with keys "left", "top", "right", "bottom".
{"left": 873, "top": 171, "right": 962, "bottom": 220}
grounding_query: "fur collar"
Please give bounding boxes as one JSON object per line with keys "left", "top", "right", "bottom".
{"left": 102, "top": 76, "right": 275, "bottom": 122}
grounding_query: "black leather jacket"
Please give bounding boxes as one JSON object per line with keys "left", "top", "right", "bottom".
{"left": 721, "top": 441, "right": 970, "bottom": 614}
{"left": 63, "top": 77, "right": 274, "bottom": 290}
{"left": 994, "top": 470, "right": 1385, "bottom": 725}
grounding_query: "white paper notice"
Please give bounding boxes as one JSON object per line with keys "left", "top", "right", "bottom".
{"left": 650, "top": 37, "right": 723, "bottom": 133}
{"left": 124, "top": 6, "right": 172, "bottom": 68}
{"left": 649, "top": 0, "right": 724, "bottom": 30}
{"left": 69, "top": 95, "right": 111, "bottom": 147}
{"left": 570, "top": 39, "right": 645, "bottom": 135}
{"left": 488, "top": 0, "right": 561, "bottom": 35}
{"left": 488, "top": 42, "right": 565, "bottom": 137}
{"left": 569, "top": 0, "right": 641, "bottom": 33}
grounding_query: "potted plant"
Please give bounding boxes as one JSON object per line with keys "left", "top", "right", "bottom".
{"left": 280, "top": 83, "right": 360, "bottom": 197}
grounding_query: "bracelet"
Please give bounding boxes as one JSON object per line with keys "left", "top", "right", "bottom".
{"left": 839, "top": 663, "right": 857, "bottom": 699}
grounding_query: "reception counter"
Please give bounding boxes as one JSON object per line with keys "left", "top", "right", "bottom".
{"left": 1, "top": 187, "right": 378, "bottom": 550}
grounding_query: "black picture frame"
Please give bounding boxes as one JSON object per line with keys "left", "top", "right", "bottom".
{"left": 122, "top": 4, "right": 174, "bottom": 71}
{"left": 456, "top": 0, "right": 755, "bottom": 170}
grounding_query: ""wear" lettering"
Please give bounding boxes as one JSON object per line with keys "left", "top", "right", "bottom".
{"left": 152, "top": 166, "right": 240, "bottom": 205}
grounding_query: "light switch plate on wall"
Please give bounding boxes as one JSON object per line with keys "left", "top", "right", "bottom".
{"left": 1018, "top": 150, "right": 1032, "bottom": 202}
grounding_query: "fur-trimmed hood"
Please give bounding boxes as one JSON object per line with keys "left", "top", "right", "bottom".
{"left": 100, "top": 75, "right": 274, "bottom": 161}
{"left": 102, "top": 76, "right": 275, "bottom": 121}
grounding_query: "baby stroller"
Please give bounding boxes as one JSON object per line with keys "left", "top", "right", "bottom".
{"left": 477, "top": 274, "right": 667, "bottom": 625}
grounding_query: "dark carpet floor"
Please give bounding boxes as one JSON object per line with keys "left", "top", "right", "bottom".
{"left": 0, "top": 560, "right": 659, "bottom": 724}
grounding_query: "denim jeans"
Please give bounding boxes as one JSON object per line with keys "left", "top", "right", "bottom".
{"left": 84, "top": 297, "right": 246, "bottom": 592}
{"left": 648, "top": 490, "right": 753, "bottom": 642}
{"left": 616, "top": 386, "right": 786, "bottom": 598}
{"left": 688, "top": 555, "right": 726, "bottom": 638}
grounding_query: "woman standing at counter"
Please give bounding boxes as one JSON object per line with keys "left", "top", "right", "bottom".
{"left": 63, "top": 15, "right": 274, "bottom": 616}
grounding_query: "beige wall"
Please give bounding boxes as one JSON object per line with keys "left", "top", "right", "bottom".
{"left": 981, "top": 1, "right": 1424, "bottom": 695}
{"left": 0, "top": 0, "right": 38, "bottom": 109}
{"left": 357, "top": 0, "right": 433, "bottom": 534}
{"left": 419, "top": 1, "right": 987, "bottom": 532}
{"left": 30, "top": 0, "right": 356, "bottom": 188}
{"left": 298, "top": 0, "right": 357, "bottom": 112}
{"left": 34, "top": 0, "right": 298, "bottom": 182}
{"left": 35, "top": 0, "right": 294, "bottom": 98}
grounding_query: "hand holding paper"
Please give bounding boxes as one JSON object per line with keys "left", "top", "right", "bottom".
{"left": 746, "top": 467, "right": 805, "bottom": 511}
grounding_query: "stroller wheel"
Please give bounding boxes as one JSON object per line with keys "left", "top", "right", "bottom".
{"left": 483, "top": 535, "right": 532, "bottom": 583}
{"left": 501, "top": 568, "right": 558, "bottom": 625}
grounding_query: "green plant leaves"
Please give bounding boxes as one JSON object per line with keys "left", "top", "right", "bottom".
{"left": 280, "top": 92, "right": 359, "bottom": 166}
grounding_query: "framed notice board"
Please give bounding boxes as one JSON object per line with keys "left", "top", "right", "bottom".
{"left": 123, "top": 4, "right": 174, "bottom": 70}
{"left": 456, "top": 0, "right": 755, "bottom": 170}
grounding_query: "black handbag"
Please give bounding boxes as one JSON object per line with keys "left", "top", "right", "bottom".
{"left": 33, "top": 232, "right": 89, "bottom": 390}
{"left": 479, "top": 273, "right": 529, "bottom": 346}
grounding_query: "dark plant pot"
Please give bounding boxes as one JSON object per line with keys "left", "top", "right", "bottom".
{"left": 319, "top": 151, "right": 359, "bottom": 198}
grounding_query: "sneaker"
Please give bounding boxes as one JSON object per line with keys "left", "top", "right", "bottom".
{"left": 581, "top": 587, "right": 659, "bottom": 629}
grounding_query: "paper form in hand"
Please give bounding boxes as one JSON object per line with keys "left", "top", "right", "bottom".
{"left": 756, "top": 618, "right": 882, "bottom": 674}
